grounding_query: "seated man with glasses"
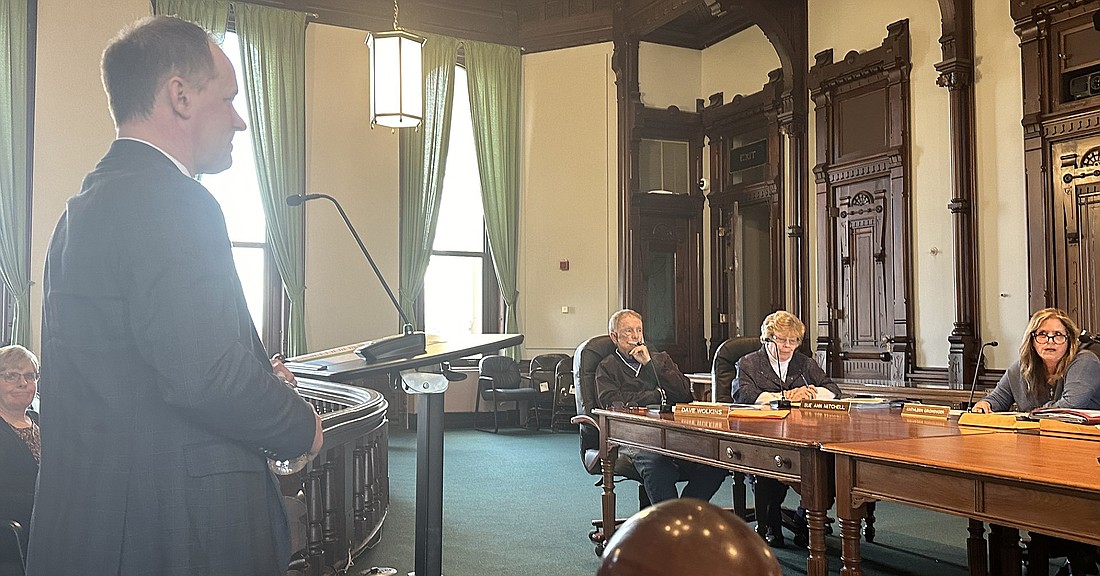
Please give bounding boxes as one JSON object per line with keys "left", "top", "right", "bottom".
{"left": 595, "top": 309, "right": 728, "bottom": 505}
{"left": 717, "top": 310, "right": 842, "bottom": 548}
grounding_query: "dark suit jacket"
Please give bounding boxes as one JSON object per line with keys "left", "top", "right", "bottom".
{"left": 29, "top": 140, "right": 317, "bottom": 576}
{"left": 723, "top": 346, "right": 842, "bottom": 404}
{"left": 594, "top": 350, "right": 694, "bottom": 408}
{"left": 0, "top": 412, "right": 37, "bottom": 563}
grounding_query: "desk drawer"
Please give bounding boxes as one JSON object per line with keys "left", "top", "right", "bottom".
{"left": 719, "top": 440, "right": 801, "bottom": 476}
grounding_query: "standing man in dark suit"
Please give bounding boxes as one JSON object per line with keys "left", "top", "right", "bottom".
{"left": 595, "top": 309, "right": 727, "bottom": 504}
{"left": 715, "top": 310, "right": 841, "bottom": 548}
{"left": 28, "top": 16, "right": 322, "bottom": 576}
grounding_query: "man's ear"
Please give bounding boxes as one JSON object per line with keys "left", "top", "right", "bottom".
{"left": 166, "top": 75, "right": 192, "bottom": 119}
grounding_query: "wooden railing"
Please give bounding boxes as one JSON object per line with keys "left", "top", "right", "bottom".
{"left": 287, "top": 378, "right": 389, "bottom": 576}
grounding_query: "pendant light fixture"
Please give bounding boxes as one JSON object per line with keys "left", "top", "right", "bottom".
{"left": 366, "top": 0, "right": 426, "bottom": 129}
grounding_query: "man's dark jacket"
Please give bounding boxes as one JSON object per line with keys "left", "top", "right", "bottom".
{"left": 28, "top": 140, "right": 316, "bottom": 576}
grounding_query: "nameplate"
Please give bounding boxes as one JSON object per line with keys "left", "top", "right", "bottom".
{"left": 901, "top": 403, "right": 950, "bottom": 419}
{"left": 799, "top": 399, "right": 851, "bottom": 413}
{"left": 674, "top": 402, "right": 732, "bottom": 419}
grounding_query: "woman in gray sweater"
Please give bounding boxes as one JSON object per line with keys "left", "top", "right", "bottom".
{"left": 972, "top": 307, "right": 1099, "bottom": 575}
{"left": 973, "top": 307, "right": 1100, "bottom": 413}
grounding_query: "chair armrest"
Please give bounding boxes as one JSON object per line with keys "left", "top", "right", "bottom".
{"left": 571, "top": 414, "right": 598, "bottom": 428}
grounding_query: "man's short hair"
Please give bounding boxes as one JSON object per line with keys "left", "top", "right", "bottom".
{"left": 101, "top": 16, "right": 217, "bottom": 126}
{"left": 608, "top": 309, "right": 642, "bottom": 333}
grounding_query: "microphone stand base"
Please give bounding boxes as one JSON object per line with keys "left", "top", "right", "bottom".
{"left": 355, "top": 331, "right": 427, "bottom": 363}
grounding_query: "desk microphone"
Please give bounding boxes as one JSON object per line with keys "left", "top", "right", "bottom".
{"left": 286, "top": 193, "right": 426, "bottom": 362}
{"left": 966, "top": 340, "right": 998, "bottom": 411}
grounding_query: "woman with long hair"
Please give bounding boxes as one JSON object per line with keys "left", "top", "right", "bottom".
{"left": 972, "top": 308, "right": 1100, "bottom": 413}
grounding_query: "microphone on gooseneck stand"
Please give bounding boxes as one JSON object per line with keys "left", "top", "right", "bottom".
{"left": 966, "top": 341, "right": 999, "bottom": 411}
{"left": 286, "top": 194, "right": 426, "bottom": 362}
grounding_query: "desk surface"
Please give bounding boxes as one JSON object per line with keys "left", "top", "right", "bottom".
{"left": 602, "top": 405, "right": 991, "bottom": 446}
{"left": 825, "top": 431, "right": 1100, "bottom": 575}
{"left": 287, "top": 333, "right": 524, "bottom": 381}
{"left": 595, "top": 406, "right": 994, "bottom": 576}
{"left": 824, "top": 432, "right": 1100, "bottom": 492}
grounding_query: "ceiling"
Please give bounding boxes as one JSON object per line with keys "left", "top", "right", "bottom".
{"left": 245, "top": 0, "right": 756, "bottom": 53}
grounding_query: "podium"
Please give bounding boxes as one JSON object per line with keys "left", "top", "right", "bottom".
{"left": 287, "top": 333, "right": 524, "bottom": 576}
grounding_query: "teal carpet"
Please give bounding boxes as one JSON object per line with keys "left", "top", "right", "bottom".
{"left": 347, "top": 425, "right": 1054, "bottom": 576}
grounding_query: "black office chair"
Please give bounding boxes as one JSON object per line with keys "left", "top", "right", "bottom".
{"left": 550, "top": 356, "right": 577, "bottom": 430}
{"left": 711, "top": 336, "right": 812, "bottom": 546}
{"left": 475, "top": 355, "right": 543, "bottom": 433}
{"left": 569, "top": 335, "right": 755, "bottom": 554}
{"left": 529, "top": 353, "right": 569, "bottom": 430}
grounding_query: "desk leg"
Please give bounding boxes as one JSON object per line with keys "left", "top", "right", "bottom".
{"left": 966, "top": 519, "right": 988, "bottom": 576}
{"left": 414, "top": 391, "right": 445, "bottom": 576}
{"left": 835, "top": 455, "right": 865, "bottom": 576}
{"left": 600, "top": 447, "right": 617, "bottom": 549}
{"left": 802, "top": 453, "right": 832, "bottom": 576}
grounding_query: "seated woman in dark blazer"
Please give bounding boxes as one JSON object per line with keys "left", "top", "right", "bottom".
{"left": 0, "top": 345, "right": 40, "bottom": 575}
{"left": 971, "top": 308, "right": 1099, "bottom": 575}
{"left": 716, "top": 311, "right": 841, "bottom": 547}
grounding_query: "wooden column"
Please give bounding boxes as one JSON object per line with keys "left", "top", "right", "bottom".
{"left": 936, "top": 0, "right": 981, "bottom": 388}
{"left": 611, "top": 10, "right": 639, "bottom": 310}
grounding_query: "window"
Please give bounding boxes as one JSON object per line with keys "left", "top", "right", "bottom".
{"left": 422, "top": 65, "right": 498, "bottom": 340}
{"left": 200, "top": 32, "right": 283, "bottom": 348}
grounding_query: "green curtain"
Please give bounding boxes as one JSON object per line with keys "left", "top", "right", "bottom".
{"left": 152, "top": 0, "right": 228, "bottom": 41}
{"left": 0, "top": 0, "right": 30, "bottom": 346}
{"left": 398, "top": 33, "right": 459, "bottom": 327}
{"left": 464, "top": 39, "right": 521, "bottom": 356}
{"left": 234, "top": 3, "right": 309, "bottom": 355}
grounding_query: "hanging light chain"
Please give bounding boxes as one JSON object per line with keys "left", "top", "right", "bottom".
{"left": 392, "top": 0, "right": 400, "bottom": 31}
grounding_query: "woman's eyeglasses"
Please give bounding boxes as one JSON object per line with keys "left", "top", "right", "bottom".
{"left": 1031, "top": 332, "right": 1068, "bottom": 345}
{"left": 0, "top": 371, "right": 40, "bottom": 384}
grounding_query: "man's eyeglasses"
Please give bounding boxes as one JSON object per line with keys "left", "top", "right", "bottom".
{"left": 0, "top": 371, "right": 39, "bottom": 384}
{"left": 1031, "top": 332, "right": 1068, "bottom": 345}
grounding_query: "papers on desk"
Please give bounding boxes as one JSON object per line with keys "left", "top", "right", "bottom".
{"left": 1029, "top": 407, "right": 1100, "bottom": 425}
{"left": 957, "top": 411, "right": 1039, "bottom": 430}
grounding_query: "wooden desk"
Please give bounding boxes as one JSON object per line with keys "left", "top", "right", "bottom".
{"left": 595, "top": 406, "right": 992, "bottom": 576}
{"left": 826, "top": 433, "right": 1100, "bottom": 576}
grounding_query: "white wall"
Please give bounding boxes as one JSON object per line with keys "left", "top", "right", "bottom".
{"left": 30, "top": 0, "right": 150, "bottom": 349}
{"left": 702, "top": 26, "right": 781, "bottom": 102}
{"left": 303, "top": 24, "right": 403, "bottom": 352}
{"left": 519, "top": 43, "right": 619, "bottom": 358}
{"left": 974, "top": 0, "right": 1028, "bottom": 368}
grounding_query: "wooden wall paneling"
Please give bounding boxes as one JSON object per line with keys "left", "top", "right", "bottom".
{"left": 701, "top": 73, "right": 785, "bottom": 355}
{"left": 935, "top": 0, "right": 983, "bottom": 389}
{"left": 1014, "top": 1, "right": 1100, "bottom": 336}
{"left": 808, "top": 21, "right": 912, "bottom": 383}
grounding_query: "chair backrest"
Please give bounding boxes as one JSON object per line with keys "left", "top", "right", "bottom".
{"left": 478, "top": 355, "right": 522, "bottom": 390}
{"left": 572, "top": 335, "right": 616, "bottom": 459}
{"left": 573, "top": 335, "right": 616, "bottom": 417}
{"left": 554, "top": 356, "right": 574, "bottom": 398}
{"left": 1081, "top": 330, "right": 1100, "bottom": 355}
{"left": 711, "top": 336, "right": 762, "bottom": 403}
{"left": 530, "top": 353, "right": 569, "bottom": 394}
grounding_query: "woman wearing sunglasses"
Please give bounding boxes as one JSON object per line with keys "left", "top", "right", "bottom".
{"left": 971, "top": 307, "right": 1100, "bottom": 414}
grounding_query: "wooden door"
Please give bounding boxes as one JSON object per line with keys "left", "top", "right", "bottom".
{"left": 1058, "top": 139, "right": 1100, "bottom": 332}
{"left": 834, "top": 182, "right": 894, "bottom": 377}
